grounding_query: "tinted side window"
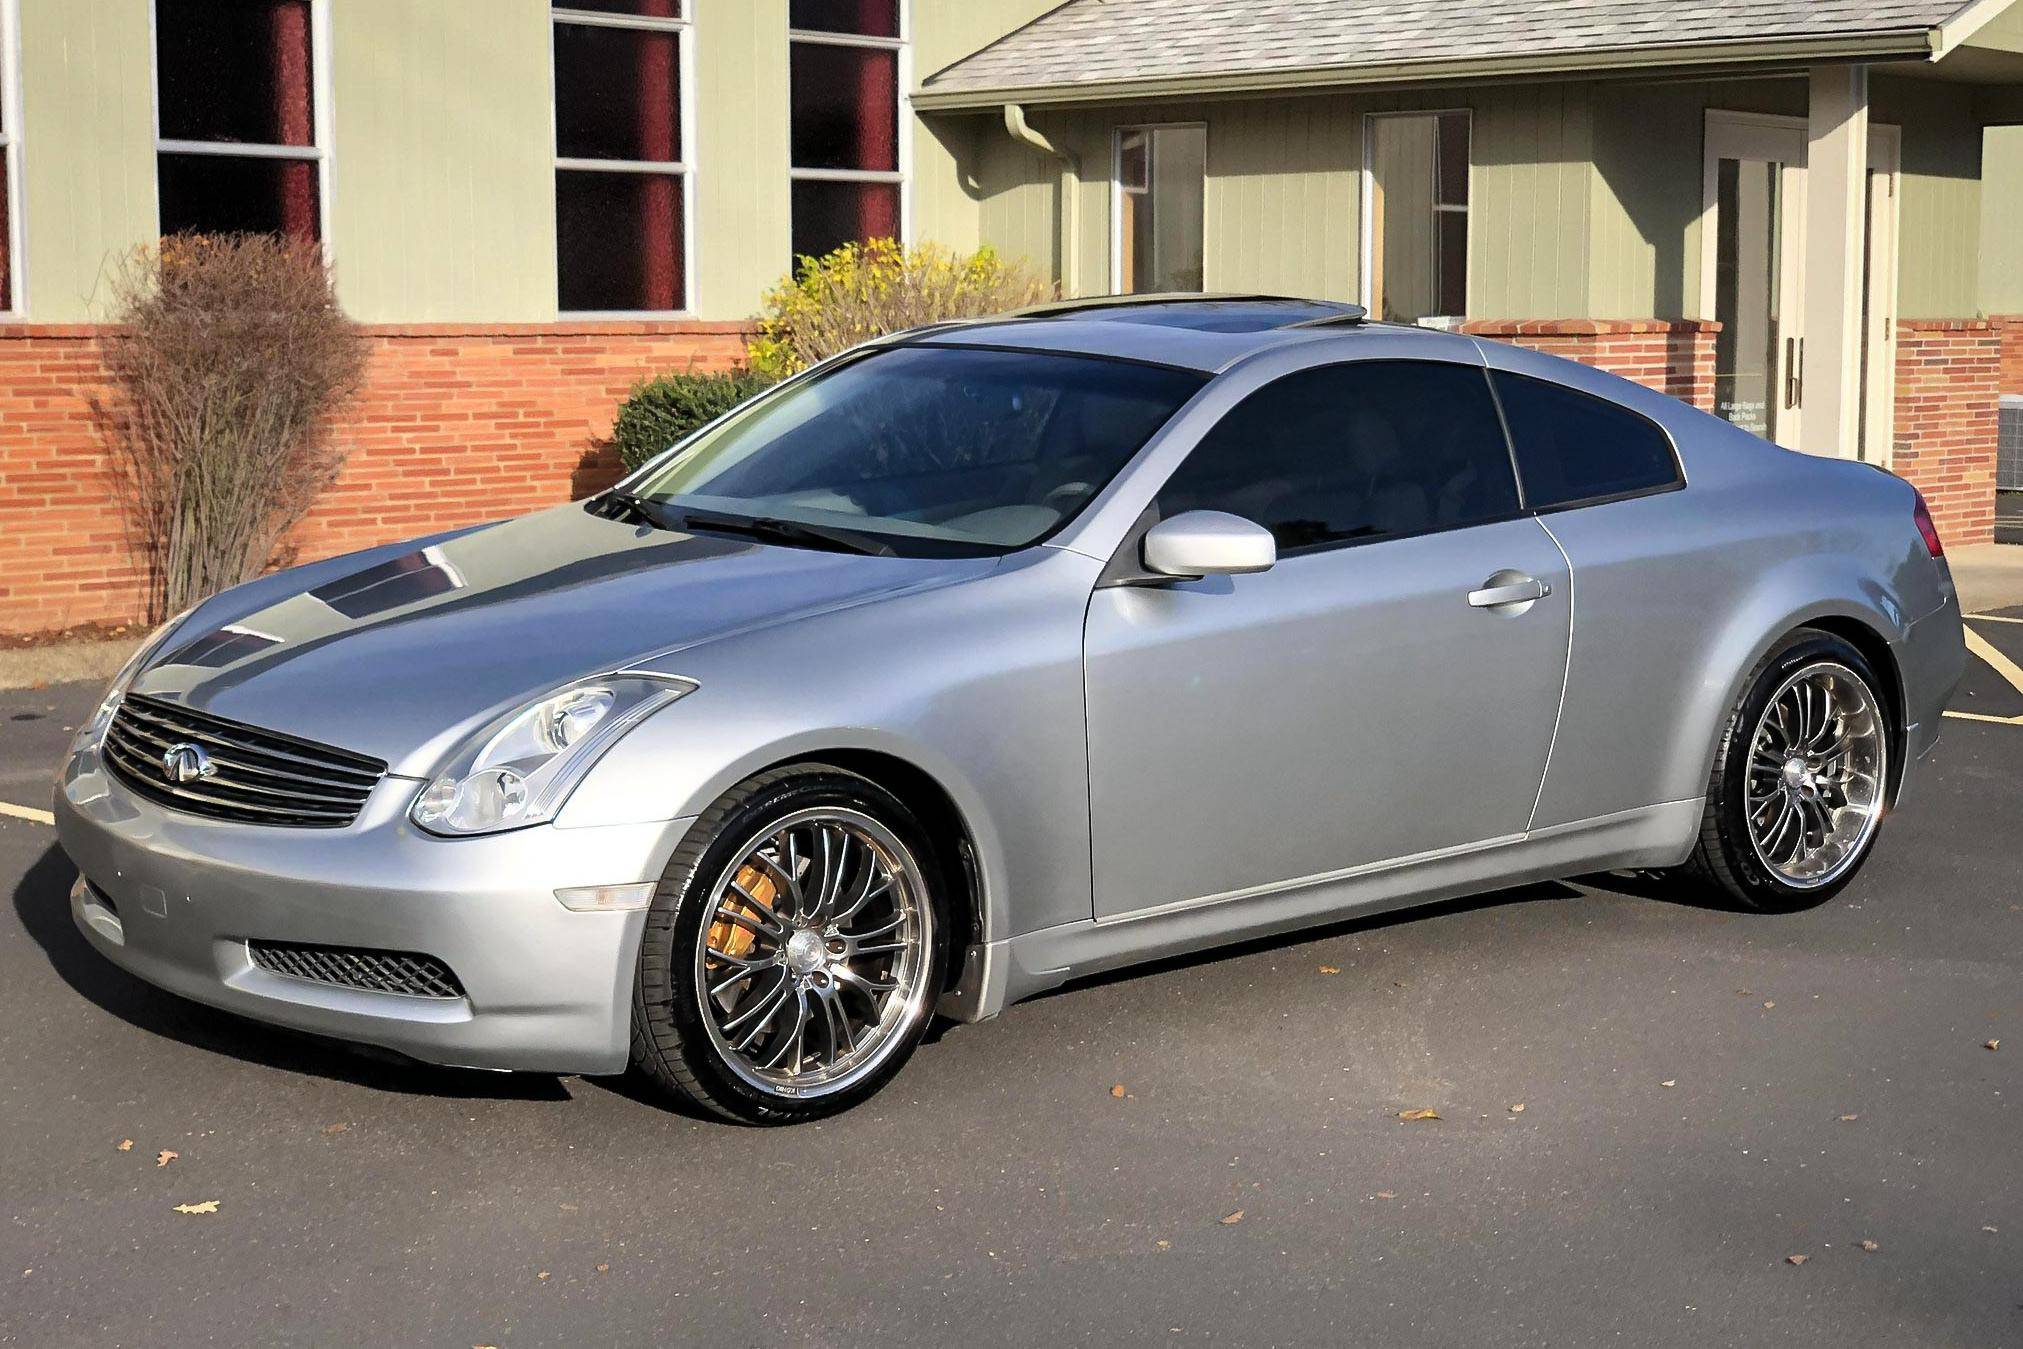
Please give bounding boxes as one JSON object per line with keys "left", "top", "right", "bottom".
{"left": 1492, "top": 372, "right": 1681, "bottom": 509}
{"left": 1157, "top": 361, "right": 1520, "bottom": 551}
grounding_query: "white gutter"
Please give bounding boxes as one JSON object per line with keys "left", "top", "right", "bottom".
{"left": 1003, "top": 103, "right": 1080, "bottom": 297}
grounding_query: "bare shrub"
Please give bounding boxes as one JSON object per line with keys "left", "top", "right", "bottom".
{"left": 98, "top": 234, "right": 368, "bottom": 620}
{"left": 748, "top": 238, "right": 1055, "bottom": 380}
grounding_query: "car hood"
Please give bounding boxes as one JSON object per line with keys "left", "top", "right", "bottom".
{"left": 128, "top": 503, "right": 997, "bottom": 776}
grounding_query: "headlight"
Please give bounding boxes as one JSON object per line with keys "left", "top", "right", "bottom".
{"left": 410, "top": 674, "right": 695, "bottom": 837}
{"left": 76, "top": 606, "right": 198, "bottom": 749}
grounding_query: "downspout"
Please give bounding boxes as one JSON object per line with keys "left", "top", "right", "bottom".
{"left": 1003, "top": 104, "right": 1080, "bottom": 297}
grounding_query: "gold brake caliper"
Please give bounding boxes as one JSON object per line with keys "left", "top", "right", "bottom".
{"left": 707, "top": 862, "right": 779, "bottom": 965}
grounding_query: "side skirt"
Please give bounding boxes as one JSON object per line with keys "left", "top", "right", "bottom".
{"left": 936, "top": 797, "right": 1703, "bottom": 1021}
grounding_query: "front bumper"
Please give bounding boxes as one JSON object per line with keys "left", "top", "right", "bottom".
{"left": 54, "top": 747, "right": 692, "bottom": 1075}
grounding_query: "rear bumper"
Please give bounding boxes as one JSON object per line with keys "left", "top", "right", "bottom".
{"left": 54, "top": 747, "right": 692, "bottom": 1074}
{"left": 1899, "top": 595, "right": 1967, "bottom": 780}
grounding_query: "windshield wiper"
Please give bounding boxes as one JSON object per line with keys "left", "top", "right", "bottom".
{"left": 671, "top": 508, "right": 897, "bottom": 557}
{"left": 591, "top": 489, "right": 676, "bottom": 529}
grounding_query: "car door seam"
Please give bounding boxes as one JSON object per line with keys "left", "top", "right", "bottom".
{"left": 1526, "top": 515, "right": 1578, "bottom": 834}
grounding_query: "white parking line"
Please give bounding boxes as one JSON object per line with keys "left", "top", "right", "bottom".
{"left": 1945, "top": 620, "right": 2023, "bottom": 726}
{"left": 0, "top": 800, "right": 55, "bottom": 826}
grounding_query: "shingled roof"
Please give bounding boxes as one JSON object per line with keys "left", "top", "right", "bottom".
{"left": 916, "top": 0, "right": 1995, "bottom": 106}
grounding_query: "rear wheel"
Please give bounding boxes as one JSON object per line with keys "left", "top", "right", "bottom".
{"left": 630, "top": 764, "right": 947, "bottom": 1124}
{"left": 1676, "top": 630, "right": 1891, "bottom": 912}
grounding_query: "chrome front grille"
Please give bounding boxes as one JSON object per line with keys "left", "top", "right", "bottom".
{"left": 102, "top": 693, "right": 387, "bottom": 828}
{"left": 247, "top": 940, "right": 465, "bottom": 999}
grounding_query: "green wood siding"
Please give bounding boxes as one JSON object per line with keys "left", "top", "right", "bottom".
{"left": 328, "top": 0, "right": 555, "bottom": 323}
{"left": 1983, "top": 125, "right": 2023, "bottom": 315}
{"left": 691, "top": 0, "right": 790, "bottom": 318}
{"left": 14, "top": 0, "right": 156, "bottom": 322}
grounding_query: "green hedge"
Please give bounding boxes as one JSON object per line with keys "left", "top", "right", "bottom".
{"left": 611, "top": 368, "right": 777, "bottom": 472}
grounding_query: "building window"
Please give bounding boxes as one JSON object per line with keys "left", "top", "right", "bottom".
{"left": 1113, "top": 124, "right": 1206, "bottom": 294}
{"left": 789, "top": 0, "right": 904, "bottom": 266}
{"left": 0, "top": 0, "right": 17, "bottom": 312}
{"left": 1364, "top": 112, "right": 1469, "bottom": 323}
{"left": 153, "top": 0, "right": 323, "bottom": 240}
{"left": 554, "top": 1, "right": 691, "bottom": 313}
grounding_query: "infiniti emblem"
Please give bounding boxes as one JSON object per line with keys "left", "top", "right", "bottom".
{"left": 161, "top": 743, "right": 216, "bottom": 786}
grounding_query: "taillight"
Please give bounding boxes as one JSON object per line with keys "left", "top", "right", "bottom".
{"left": 1912, "top": 490, "right": 1944, "bottom": 559}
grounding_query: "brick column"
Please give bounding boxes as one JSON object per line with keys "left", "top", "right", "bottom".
{"left": 1893, "top": 319, "right": 1999, "bottom": 548}
{"left": 1458, "top": 319, "right": 1720, "bottom": 410}
{"left": 1992, "top": 314, "right": 2023, "bottom": 396}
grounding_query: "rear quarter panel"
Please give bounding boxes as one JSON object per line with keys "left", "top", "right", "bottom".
{"left": 1476, "top": 342, "right": 1951, "bottom": 833}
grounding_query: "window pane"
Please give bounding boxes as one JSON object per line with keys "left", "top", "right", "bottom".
{"left": 1117, "top": 125, "right": 1205, "bottom": 294}
{"left": 1438, "top": 112, "right": 1470, "bottom": 207}
{"left": 158, "top": 153, "right": 320, "bottom": 240}
{"left": 790, "top": 0, "right": 899, "bottom": 37}
{"left": 554, "top": 22, "right": 681, "bottom": 162}
{"left": 556, "top": 0, "right": 682, "bottom": 15}
{"left": 1158, "top": 361, "right": 1519, "bottom": 551}
{"left": 157, "top": 0, "right": 314, "bottom": 147}
{"left": 1492, "top": 371, "right": 1681, "bottom": 510}
{"left": 0, "top": 154, "right": 10, "bottom": 311}
{"left": 791, "top": 179, "right": 899, "bottom": 263}
{"left": 557, "top": 169, "right": 683, "bottom": 311}
{"left": 1438, "top": 211, "right": 1468, "bottom": 318}
{"left": 790, "top": 43, "right": 898, "bottom": 171}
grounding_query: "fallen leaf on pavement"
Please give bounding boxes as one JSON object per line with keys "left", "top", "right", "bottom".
{"left": 1219, "top": 1210, "right": 1245, "bottom": 1226}
{"left": 156, "top": 1150, "right": 177, "bottom": 1168}
{"left": 1318, "top": 965, "right": 1340, "bottom": 975}
{"left": 1509, "top": 1103, "right": 1525, "bottom": 1114}
{"left": 116, "top": 1139, "right": 133, "bottom": 1152}
{"left": 172, "top": 1201, "right": 219, "bottom": 1216}
{"left": 1661, "top": 1080, "right": 1677, "bottom": 1088}
{"left": 1110, "top": 1084, "right": 1127, "bottom": 1098}
{"left": 596, "top": 1263, "right": 610, "bottom": 1274}
{"left": 537, "top": 1271, "right": 551, "bottom": 1281}
{"left": 1375, "top": 1191, "right": 1396, "bottom": 1200}
{"left": 1763, "top": 1001, "right": 1775, "bottom": 1010}
{"left": 1398, "top": 1108, "right": 1441, "bottom": 1122}
{"left": 1154, "top": 1240, "right": 1172, "bottom": 1251}
{"left": 1986, "top": 1039, "right": 2000, "bottom": 1051}
{"left": 1860, "top": 1240, "right": 1879, "bottom": 1252}
{"left": 322, "top": 1123, "right": 349, "bottom": 1135}
{"left": 1839, "top": 1114, "right": 1859, "bottom": 1122}
{"left": 1984, "top": 1225, "right": 2000, "bottom": 1233}
{"left": 1785, "top": 1254, "right": 1807, "bottom": 1266}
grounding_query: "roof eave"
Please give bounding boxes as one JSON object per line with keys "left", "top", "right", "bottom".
{"left": 912, "top": 30, "right": 1939, "bottom": 111}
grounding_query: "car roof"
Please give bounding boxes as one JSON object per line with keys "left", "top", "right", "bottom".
{"left": 900, "top": 294, "right": 1470, "bottom": 373}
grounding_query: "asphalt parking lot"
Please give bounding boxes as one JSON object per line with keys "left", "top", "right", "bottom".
{"left": 2, "top": 615, "right": 2020, "bottom": 1348}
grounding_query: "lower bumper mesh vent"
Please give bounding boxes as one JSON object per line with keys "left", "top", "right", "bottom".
{"left": 247, "top": 940, "right": 465, "bottom": 999}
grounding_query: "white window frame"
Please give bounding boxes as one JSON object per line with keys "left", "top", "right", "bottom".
{"left": 0, "top": 0, "right": 22, "bottom": 317}
{"left": 553, "top": 2, "right": 696, "bottom": 317}
{"left": 787, "top": 1, "right": 911, "bottom": 257}
{"left": 1109, "top": 121, "right": 1209, "bottom": 294}
{"left": 1359, "top": 108, "right": 1473, "bottom": 326}
{"left": 148, "top": 0, "right": 333, "bottom": 247}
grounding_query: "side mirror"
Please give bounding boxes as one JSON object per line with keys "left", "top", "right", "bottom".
{"left": 1141, "top": 510, "right": 1277, "bottom": 579}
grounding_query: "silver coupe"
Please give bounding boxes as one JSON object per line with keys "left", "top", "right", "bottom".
{"left": 55, "top": 297, "right": 1966, "bottom": 1123}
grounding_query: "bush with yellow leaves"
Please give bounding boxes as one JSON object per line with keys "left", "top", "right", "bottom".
{"left": 747, "top": 238, "right": 1054, "bottom": 381}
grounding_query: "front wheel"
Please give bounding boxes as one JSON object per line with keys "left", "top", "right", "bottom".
{"left": 1675, "top": 630, "right": 1893, "bottom": 912}
{"left": 629, "top": 764, "right": 947, "bottom": 1124}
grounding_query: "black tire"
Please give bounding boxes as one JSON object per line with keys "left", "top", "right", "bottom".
{"left": 1675, "top": 629, "right": 1893, "bottom": 912}
{"left": 629, "top": 763, "right": 948, "bottom": 1125}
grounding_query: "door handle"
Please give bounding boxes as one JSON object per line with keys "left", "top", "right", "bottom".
{"left": 1785, "top": 336, "right": 1804, "bottom": 410}
{"left": 1468, "top": 575, "right": 1550, "bottom": 609}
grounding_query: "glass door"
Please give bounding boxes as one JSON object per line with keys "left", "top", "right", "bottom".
{"left": 1704, "top": 116, "right": 1809, "bottom": 449}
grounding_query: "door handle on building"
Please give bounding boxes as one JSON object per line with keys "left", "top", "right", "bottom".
{"left": 1785, "top": 336, "right": 1805, "bottom": 410}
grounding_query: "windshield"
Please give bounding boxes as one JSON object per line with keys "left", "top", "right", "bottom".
{"left": 624, "top": 345, "right": 1205, "bottom": 555}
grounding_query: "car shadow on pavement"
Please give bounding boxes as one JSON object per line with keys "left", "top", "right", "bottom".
{"left": 12, "top": 841, "right": 572, "bottom": 1102}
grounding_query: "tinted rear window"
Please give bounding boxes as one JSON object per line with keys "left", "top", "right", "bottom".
{"left": 1492, "top": 372, "right": 1681, "bottom": 510}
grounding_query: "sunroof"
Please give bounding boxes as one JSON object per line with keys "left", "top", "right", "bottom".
{"left": 1019, "top": 297, "right": 1366, "bottom": 333}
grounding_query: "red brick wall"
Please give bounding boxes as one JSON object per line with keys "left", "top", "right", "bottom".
{"left": 1460, "top": 319, "right": 1720, "bottom": 410}
{"left": 1892, "top": 319, "right": 1999, "bottom": 548}
{"left": 1993, "top": 314, "right": 2023, "bottom": 396}
{"left": 0, "top": 321, "right": 748, "bottom": 636}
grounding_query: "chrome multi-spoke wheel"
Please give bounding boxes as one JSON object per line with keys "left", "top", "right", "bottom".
{"left": 1741, "top": 659, "right": 1887, "bottom": 890}
{"left": 694, "top": 807, "right": 934, "bottom": 1097}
